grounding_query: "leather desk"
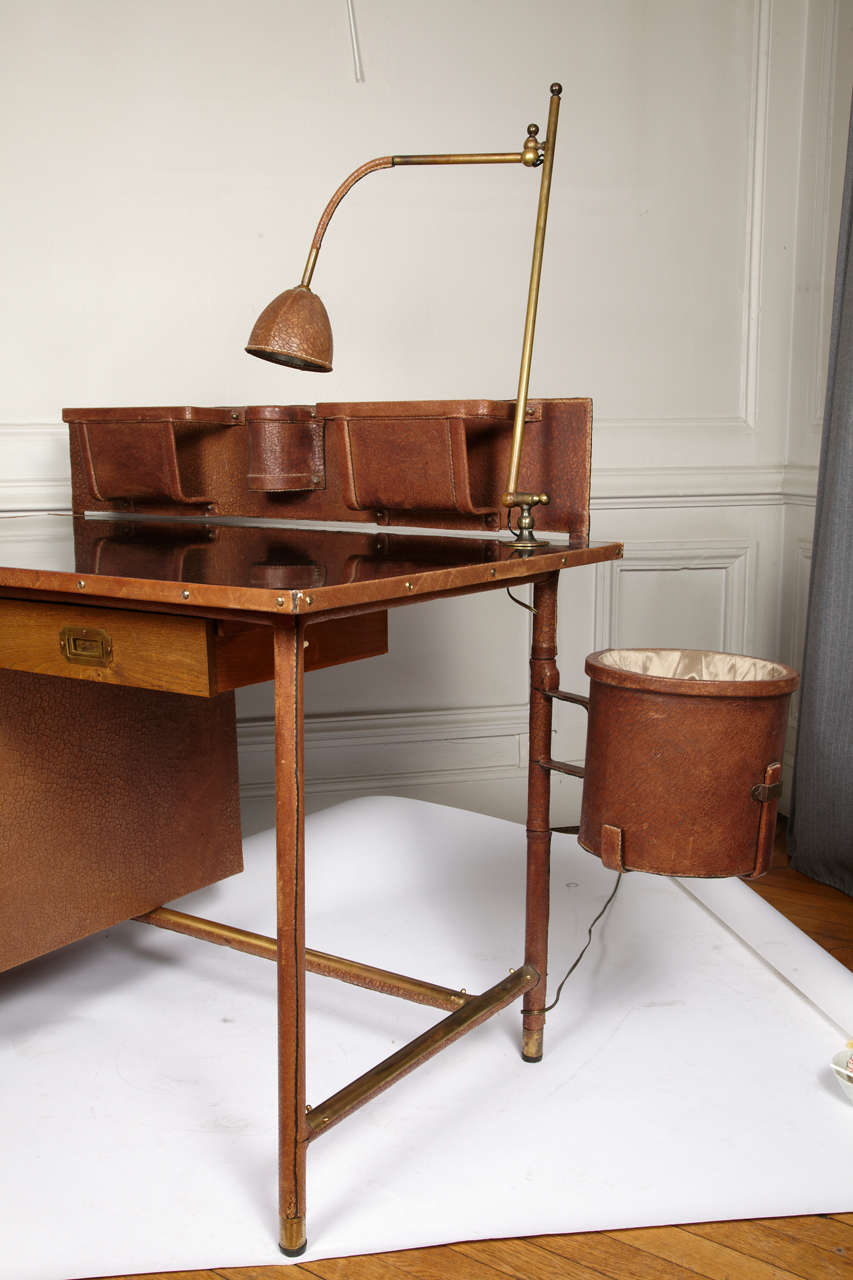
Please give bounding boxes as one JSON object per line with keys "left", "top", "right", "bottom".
{"left": 0, "top": 512, "right": 622, "bottom": 1251}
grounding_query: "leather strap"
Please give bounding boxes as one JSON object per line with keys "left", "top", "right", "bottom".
{"left": 600, "top": 823, "right": 625, "bottom": 872}
{"left": 746, "top": 761, "right": 783, "bottom": 879}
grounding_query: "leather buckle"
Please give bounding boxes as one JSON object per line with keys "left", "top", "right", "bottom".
{"left": 751, "top": 780, "right": 783, "bottom": 803}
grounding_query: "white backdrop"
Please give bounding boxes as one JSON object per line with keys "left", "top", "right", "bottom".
{"left": 2, "top": 0, "right": 851, "bottom": 817}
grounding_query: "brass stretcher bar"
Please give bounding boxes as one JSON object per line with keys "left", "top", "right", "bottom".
{"left": 135, "top": 906, "right": 538, "bottom": 1139}
{"left": 136, "top": 905, "right": 469, "bottom": 1012}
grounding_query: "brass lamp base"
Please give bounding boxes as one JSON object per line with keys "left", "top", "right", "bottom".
{"left": 507, "top": 493, "right": 550, "bottom": 549}
{"left": 512, "top": 506, "right": 549, "bottom": 549}
{"left": 280, "top": 1216, "right": 307, "bottom": 1256}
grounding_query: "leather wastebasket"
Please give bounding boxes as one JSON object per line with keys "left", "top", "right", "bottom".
{"left": 577, "top": 649, "right": 799, "bottom": 879}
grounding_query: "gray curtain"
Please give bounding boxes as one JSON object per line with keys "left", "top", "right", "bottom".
{"left": 789, "top": 102, "right": 853, "bottom": 894}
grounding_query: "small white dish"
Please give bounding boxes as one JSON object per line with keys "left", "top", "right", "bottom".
{"left": 830, "top": 1049, "right": 853, "bottom": 1104}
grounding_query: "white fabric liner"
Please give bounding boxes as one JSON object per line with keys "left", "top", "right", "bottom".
{"left": 1, "top": 796, "right": 850, "bottom": 1280}
{"left": 597, "top": 648, "right": 789, "bottom": 682}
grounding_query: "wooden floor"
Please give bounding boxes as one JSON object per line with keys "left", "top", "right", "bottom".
{"left": 99, "top": 847, "right": 853, "bottom": 1280}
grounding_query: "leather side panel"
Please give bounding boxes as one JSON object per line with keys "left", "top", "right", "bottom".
{"left": 0, "top": 670, "right": 243, "bottom": 971}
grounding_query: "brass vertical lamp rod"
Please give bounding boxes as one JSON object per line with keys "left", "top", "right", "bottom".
{"left": 502, "top": 83, "right": 562, "bottom": 546}
{"left": 247, "top": 83, "right": 563, "bottom": 542}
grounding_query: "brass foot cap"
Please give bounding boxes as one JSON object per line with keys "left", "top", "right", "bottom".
{"left": 280, "top": 1218, "right": 307, "bottom": 1256}
{"left": 280, "top": 1242, "right": 308, "bottom": 1257}
{"left": 521, "top": 1027, "right": 543, "bottom": 1060}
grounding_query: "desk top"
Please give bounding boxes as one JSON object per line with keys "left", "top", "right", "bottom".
{"left": 0, "top": 515, "right": 622, "bottom": 617}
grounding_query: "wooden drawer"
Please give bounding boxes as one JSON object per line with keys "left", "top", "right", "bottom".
{"left": 0, "top": 600, "right": 387, "bottom": 696}
{"left": 0, "top": 600, "right": 215, "bottom": 695}
{"left": 213, "top": 612, "right": 388, "bottom": 691}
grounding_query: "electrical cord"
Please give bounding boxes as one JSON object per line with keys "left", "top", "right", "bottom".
{"left": 529, "top": 872, "right": 622, "bottom": 1015}
{"left": 506, "top": 586, "right": 536, "bottom": 613}
{"left": 505, "top": 568, "right": 620, "bottom": 1014}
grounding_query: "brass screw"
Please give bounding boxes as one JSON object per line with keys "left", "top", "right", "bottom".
{"left": 305, "top": 1104, "right": 312, "bottom": 1113}
{"left": 509, "top": 967, "right": 516, "bottom": 974}
{"left": 489, "top": 568, "right": 496, "bottom": 577}
{"left": 460, "top": 987, "right": 467, "bottom": 995}
{"left": 561, "top": 556, "right": 567, "bottom": 566}
{"left": 304, "top": 595, "right": 313, "bottom": 606}
{"left": 181, "top": 590, "right": 190, "bottom": 600}
{"left": 405, "top": 581, "right": 414, "bottom": 591}
{"left": 276, "top": 597, "right": 285, "bottom": 608}
{"left": 76, "top": 580, "right": 85, "bottom": 590}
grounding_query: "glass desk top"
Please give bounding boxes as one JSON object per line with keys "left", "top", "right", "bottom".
{"left": 0, "top": 515, "right": 622, "bottom": 616}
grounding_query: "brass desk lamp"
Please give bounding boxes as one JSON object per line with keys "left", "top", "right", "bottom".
{"left": 247, "top": 83, "right": 562, "bottom": 546}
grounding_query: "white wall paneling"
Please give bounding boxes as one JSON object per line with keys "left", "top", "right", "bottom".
{"left": 593, "top": 540, "right": 753, "bottom": 655}
{"left": 238, "top": 704, "right": 529, "bottom": 807}
{"left": 0, "top": 426, "right": 70, "bottom": 512}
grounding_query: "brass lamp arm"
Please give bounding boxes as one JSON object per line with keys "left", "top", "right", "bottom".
{"left": 300, "top": 151, "right": 529, "bottom": 289}
{"left": 301, "top": 157, "right": 393, "bottom": 287}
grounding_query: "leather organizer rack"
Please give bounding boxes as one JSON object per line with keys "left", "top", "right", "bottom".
{"left": 62, "top": 398, "right": 593, "bottom": 538}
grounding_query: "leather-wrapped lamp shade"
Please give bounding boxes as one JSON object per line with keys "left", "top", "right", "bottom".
{"left": 246, "top": 285, "right": 333, "bottom": 372}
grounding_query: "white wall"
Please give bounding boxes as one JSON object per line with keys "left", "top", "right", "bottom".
{"left": 2, "top": 0, "right": 850, "bottom": 818}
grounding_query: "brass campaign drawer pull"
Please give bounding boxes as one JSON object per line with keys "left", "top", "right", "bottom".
{"left": 59, "top": 626, "right": 114, "bottom": 667}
